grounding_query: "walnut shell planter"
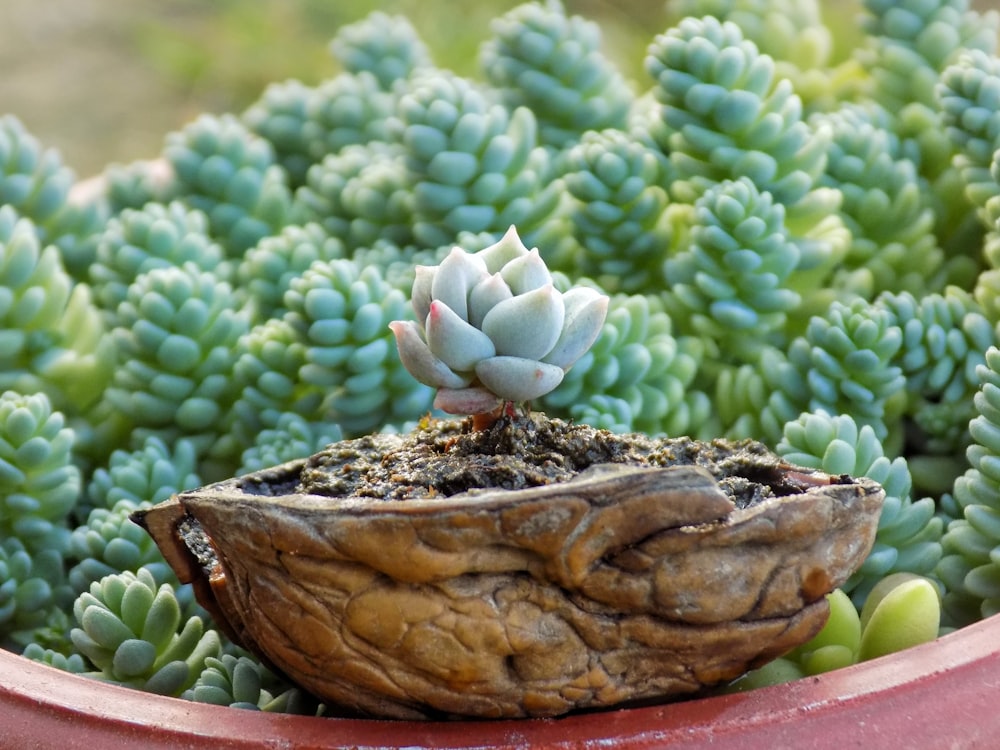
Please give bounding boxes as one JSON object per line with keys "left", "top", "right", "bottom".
{"left": 129, "top": 415, "right": 884, "bottom": 720}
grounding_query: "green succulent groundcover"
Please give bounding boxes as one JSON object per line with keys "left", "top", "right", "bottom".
{"left": 3, "top": 0, "right": 1000, "bottom": 713}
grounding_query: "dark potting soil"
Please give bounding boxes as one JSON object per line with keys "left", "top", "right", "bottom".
{"left": 286, "top": 413, "right": 833, "bottom": 509}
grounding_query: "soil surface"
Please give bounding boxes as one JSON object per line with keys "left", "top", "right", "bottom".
{"left": 277, "top": 413, "right": 840, "bottom": 508}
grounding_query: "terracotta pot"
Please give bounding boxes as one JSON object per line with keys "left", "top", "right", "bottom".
{"left": 2, "top": 612, "right": 999, "bottom": 749}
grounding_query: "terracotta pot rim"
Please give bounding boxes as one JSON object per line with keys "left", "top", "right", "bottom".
{"left": 2, "top": 611, "right": 1000, "bottom": 749}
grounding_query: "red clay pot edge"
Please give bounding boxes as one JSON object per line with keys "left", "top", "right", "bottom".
{"left": 1, "top": 613, "right": 999, "bottom": 750}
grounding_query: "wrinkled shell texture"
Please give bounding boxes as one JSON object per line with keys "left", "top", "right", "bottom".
{"left": 140, "top": 417, "right": 884, "bottom": 719}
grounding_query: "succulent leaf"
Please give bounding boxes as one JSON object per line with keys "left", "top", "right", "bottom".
{"left": 389, "top": 320, "right": 470, "bottom": 390}
{"left": 481, "top": 283, "right": 564, "bottom": 360}
{"left": 543, "top": 287, "right": 610, "bottom": 370}
{"left": 475, "top": 356, "right": 565, "bottom": 402}
{"left": 430, "top": 246, "right": 489, "bottom": 321}
{"left": 468, "top": 273, "right": 515, "bottom": 328}
{"left": 425, "top": 301, "right": 497, "bottom": 371}
{"left": 433, "top": 386, "right": 503, "bottom": 415}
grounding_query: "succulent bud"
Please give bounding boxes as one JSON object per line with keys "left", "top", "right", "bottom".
{"left": 389, "top": 226, "right": 609, "bottom": 414}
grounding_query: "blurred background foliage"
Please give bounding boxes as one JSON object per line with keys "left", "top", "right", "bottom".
{"left": 0, "top": 0, "right": 868, "bottom": 176}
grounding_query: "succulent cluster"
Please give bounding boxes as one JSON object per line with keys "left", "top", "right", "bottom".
{"left": 70, "top": 569, "right": 220, "bottom": 695}
{"left": 3, "top": 0, "right": 1000, "bottom": 712}
{"left": 182, "top": 653, "right": 320, "bottom": 714}
{"left": 777, "top": 411, "right": 942, "bottom": 604}
{"left": 390, "top": 226, "right": 609, "bottom": 414}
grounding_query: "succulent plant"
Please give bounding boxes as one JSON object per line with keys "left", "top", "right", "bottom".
{"left": 644, "top": 12, "right": 852, "bottom": 307}
{"left": 281, "top": 256, "right": 431, "bottom": 434}
{"left": 938, "top": 48, "right": 1000, "bottom": 215}
{"left": 80, "top": 436, "right": 201, "bottom": 524}
{"left": 0, "top": 207, "right": 112, "bottom": 413}
{"left": 291, "top": 143, "right": 415, "bottom": 251}
{"left": 663, "top": 177, "right": 802, "bottom": 358}
{"left": 0, "top": 390, "right": 79, "bottom": 553}
{"left": 862, "top": 0, "right": 998, "bottom": 117}
{"left": 861, "top": 0, "right": 998, "bottom": 172}
{"left": 389, "top": 226, "right": 608, "bottom": 416}
{"left": 794, "top": 299, "right": 907, "bottom": 441}
{"left": 329, "top": 12, "right": 432, "bottom": 90}
{"left": 235, "top": 222, "right": 345, "bottom": 322}
{"left": 101, "top": 159, "right": 175, "bottom": 214}
{"left": 163, "top": 114, "right": 293, "bottom": 255}
{"left": 183, "top": 653, "right": 320, "bottom": 714}
{"left": 665, "top": 0, "right": 834, "bottom": 104}
{"left": 221, "top": 318, "right": 314, "bottom": 464}
{"left": 938, "top": 346, "right": 1000, "bottom": 625}
{"left": 542, "top": 292, "right": 711, "bottom": 437}
{"left": 879, "top": 287, "right": 994, "bottom": 470}
{"left": 390, "top": 70, "right": 561, "bottom": 248}
{"left": 561, "top": 128, "right": 673, "bottom": 293}
{"left": 241, "top": 79, "right": 316, "bottom": 187}
{"left": 812, "top": 104, "right": 945, "bottom": 297}
{"left": 777, "top": 410, "right": 943, "bottom": 605}
{"left": 245, "top": 71, "right": 398, "bottom": 192}
{"left": 89, "top": 201, "right": 228, "bottom": 319}
{"left": 21, "top": 641, "right": 87, "bottom": 673}
{"left": 237, "top": 412, "right": 342, "bottom": 476}
{"left": 480, "top": 0, "right": 632, "bottom": 148}
{"left": 566, "top": 393, "right": 636, "bottom": 433}
{"left": 0, "top": 537, "right": 73, "bottom": 648}
{"left": 644, "top": 15, "right": 827, "bottom": 209}
{"left": 100, "top": 263, "right": 251, "bottom": 464}
{"left": 70, "top": 568, "right": 220, "bottom": 696}
{"left": 67, "top": 499, "right": 177, "bottom": 595}
{"left": 0, "top": 115, "right": 106, "bottom": 280}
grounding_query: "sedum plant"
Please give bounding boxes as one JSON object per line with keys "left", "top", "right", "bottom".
{"left": 480, "top": 0, "right": 632, "bottom": 149}
{"left": 290, "top": 142, "right": 415, "bottom": 251}
{"left": 938, "top": 346, "right": 1000, "bottom": 625}
{"left": 644, "top": 14, "right": 828, "bottom": 210}
{"left": 812, "top": 104, "right": 947, "bottom": 297}
{"left": 162, "top": 114, "right": 293, "bottom": 256}
{"left": 560, "top": 128, "right": 673, "bottom": 294}
{"left": 182, "top": 653, "right": 320, "bottom": 714}
{"left": 542, "top": 293, "right": 712, "bottom": 437}
{"left": 236, "top": 411, "right": 342, "bottom": 476}
{"left": 0, "top": 390, "right": 80, "bottom": 552}
{"left": 0, "top": 537, "right": 73, "bottom": 649}
{"left": 66, "top": 499, "right": 177, "bottom": 596}
{"left": 95, "top": 263, "right": 250, "bottom": 464}
{"left": 777, "top": 411, "right": 943, "bottom": 605}
{"left": 6, "top": 0, "right": 1000, "bottom": 713}
{"left": 662, "top": 176, "right": 802, "bottom": 359}
{"left": 0, "top": 115, "right": 106, "bottom": 280}
{"left": 70, "top": 568, "right": 220, "bottom": 696}
{"left": 329, "top": 12, "right": 431, "bottom": 90}
{"left": 0, "top": 207, "right": 112, "bottom": 412}
{"left": 664, "top": 0, "right": 843, "bottom": 110}
{"left": 89, "top": 201, "right": 227, "bottom": 318}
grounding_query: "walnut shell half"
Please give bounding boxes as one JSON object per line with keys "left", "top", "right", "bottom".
{"left": 133, "top": 424, "right": 883, "bottom": 720}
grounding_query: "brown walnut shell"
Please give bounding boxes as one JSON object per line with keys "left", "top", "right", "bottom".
{"left": 133, "top": 421, "right": 884, "bottom": 720}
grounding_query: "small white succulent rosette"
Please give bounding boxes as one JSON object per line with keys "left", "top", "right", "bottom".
{"left": 390, "top": 226, "right": 609, "bottom": 414}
